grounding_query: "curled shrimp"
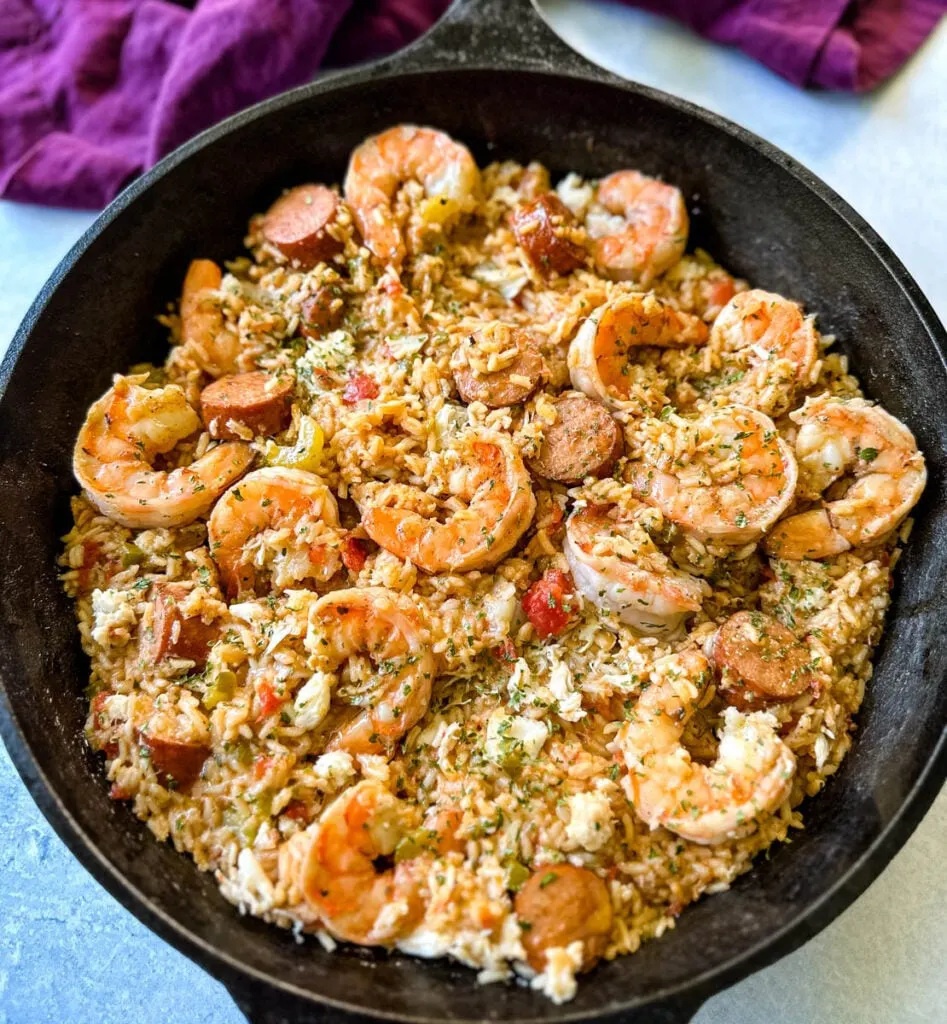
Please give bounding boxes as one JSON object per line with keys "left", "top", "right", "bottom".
{"left": 585, "top": 170, "right": 688, "bottom": 284}
{"left": 708, "top": 290, "right": 819, "bottom": 416}
{"left": 564, "top": 503, "right": 705, "bottom": 636}
{"left": 630, "top": 405, "right": 797, "bottom": 544}
{"left": 569, "top": 293, "right": 708, "bottom": 409}
{"left": 208, "top": 467, "right": 341, "bottom": 597}
{"left": 344, "top": 125, "right": 480, "bottom": 269}
{"left": 73, "top": 374, "right": 252, "bottom": 529}
{"left": 179, "top": 259, "right": 242, "bottom": 378}
{"left": 619, "top": 649, "right": 796, "bottom": 844}
{"left": 359, "top": 431, "right": 536, "bottom": 573}
{"left": 300, "top": 780, "right": 428, "bottom": 944}
{"left": 309, "top": 588, "right": 437, "bottom": 756}
{"left": 765, "top": 394, "right": 926, "bottom": 560}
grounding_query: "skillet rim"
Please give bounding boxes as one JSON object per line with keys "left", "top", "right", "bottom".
{"left": 1, "top": 58, "right": 946, "bottom": 1023}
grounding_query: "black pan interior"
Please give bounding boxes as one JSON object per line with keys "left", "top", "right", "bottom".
{"left": 0, "top": 67, "right": 945, "bottom": 1023}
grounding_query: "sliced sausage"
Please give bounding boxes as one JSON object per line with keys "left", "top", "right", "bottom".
{"left": 452, "top": 332, "right": 544, "bottom": 408}
{"left": 300, "top": 285, "right": 344, "bottom": 338}
{"left": 149, "top": 582, "right": 219, "bottom": 667}
{"left": 134, "top": 691, "right": 211, "bottom": 790}
{"left": 200, "top": 370, "right": 294, "bottom": 440}
{"left": 514, "top": 864, "right": 613, "bottom": 973}
{"left": 528, "top": 394, "right": 624, "bottom": 484}
{"left": 262, "top": 185, "right": 343, "bottom": 269}
{"left": 139, "top": 732, "right": 210, "bottom": 790}
{"left": 711, "top": 610, "right": 815, "bottom": 710}
{"left": 511, "top": 193, "right": 587, "bottom": 276}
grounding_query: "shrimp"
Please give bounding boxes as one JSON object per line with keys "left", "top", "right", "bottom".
{"left": 618, "top": 649, "right": 796, "bottom": 844}
{"left": 73, "top": 374, "right": 253, "bottom": 529}
{"left": 359, "top": 431, "right": 536, "bottom": 573}
{"left": 708, "top": 290, "right": 819, "bottom": 415}
{"left": 569, "top": 293, "right": 708, "bottom": 409}
{"left": 564, "top": 503, "right": 705, "bottom": 636}
{"left": 300, "top": 780, "right": 428, "bottom": 944}
{"left": 764, "top": 395, "right": 926, "bottom": 560}
{"left": 630, "top": 405, "right": 798, "bottom": 544}
{"left": 208, "top": 467, "right": 341, "bottom": 597}
{"left": 308, "top": 588, "right": 437, "bottom": 756}
{"left": 179, "top": 259, "right": 242, "bottom": 378}
{"left": 585, "top": 170, "right": 688, "bottom": 284}
{"left": 344, "top": 125, "right": 480, "bottom": 269}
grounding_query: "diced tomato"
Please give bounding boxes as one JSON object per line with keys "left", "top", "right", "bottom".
{"left": 522, "top": 569, "right": 578, "bottom": 639}
{"left": 257, "top": 679, "right": 286, "bottom": 719}
{"left": 103, "top": 742, "right": 119, "bottom": 759}
{"left": 381, "top": 276, "right": 405, "bottom": 299}
{"left": 473, "top": 904, "right": 502, "bottom": 930}
{"left": 543, "top": 502, "right": 565, "bottom": 536}
{"left": 341, "top": 535, "right": 369, "bottom": 573}
{"left": 91, "top": 692, "right": 109, "bottom": 713}
{"left": 283, "top": 800, "right": 310, "bottom": 822}
{"left": 492, "top": 639, "right": 518, "bottom": 664}
{"left": 342, "top": 374, "right": 379, "bottom": 404}
{"left": 706, "top": 275, "right": 736, "bottom": 310}
{"left": 253, "top": 755, "right": 274, "bottom": 780}
{"left": 77, "top": 541, "right": 102, "bottom": 591}
{"left": 308, "top": 542, "right": 329, "bottom": 569}
{"left": 109, "top": 782, "right": 133, "bottom": 801}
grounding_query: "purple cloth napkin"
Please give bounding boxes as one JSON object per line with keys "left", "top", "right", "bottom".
{"left": 0, "top": 0, "right": 449, "bottom": 208}
{"left": 628, "top": 0, "right": 946, "bottom": 90}
{"left": 1, "top": 0, "right": 944, "bottom": 209}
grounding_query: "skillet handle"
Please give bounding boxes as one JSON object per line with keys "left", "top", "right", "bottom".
{"left": 380, "top": 0, "right": 623, "bottom": 81}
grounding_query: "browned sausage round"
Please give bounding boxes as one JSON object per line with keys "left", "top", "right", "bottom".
{"left": 262, "top": 185, "right": 343, "bottom": 269}
{"left": 138, "top": 731, "right": 210, "bottom": 790}
{"left": 452, "top": 332, "right": 544, "bottom": 408}
{"left": 148, "top": 582, "right": 219, "bottom": 667}
{"left": 300, "top": 285, "right": 344, "bottom": 338}
{"left": 514, "top": 864, "right": 613, "bottom": 973}
{"left": 528, "top": 394, "right": 624, "bottom": 484}
{"left": 511, "top": 193, "right": 587, "bottom": 276}
{"left": 133, "top": 689, "right": 211, "bottom": 790}
{"left": 712, "top": 610, "right": 815, "bottom": 710}
{"left": 200, "top": 371, "right": 294, "bottom": 440}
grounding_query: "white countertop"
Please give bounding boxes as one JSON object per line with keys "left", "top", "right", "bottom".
{"left": 0, "top": 2, "right": 944, "bottom": 1021}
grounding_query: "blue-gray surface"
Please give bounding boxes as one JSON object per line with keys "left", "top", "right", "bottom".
{"left": 0, "top": 746, "right": 244, "bottom": 1024}
{"left": 1, "top": 2, "right": 946, "bottom": 1022}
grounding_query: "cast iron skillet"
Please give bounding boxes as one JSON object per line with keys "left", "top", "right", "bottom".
{"left": 1, "top": 0, "right": 945, "bottom": 1020}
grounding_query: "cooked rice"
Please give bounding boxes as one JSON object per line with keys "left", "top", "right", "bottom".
{"left": 60, "top": 140, "right": 919, "bottom": 1002}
